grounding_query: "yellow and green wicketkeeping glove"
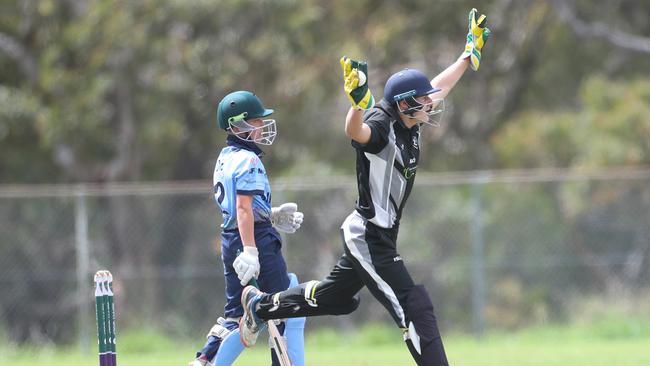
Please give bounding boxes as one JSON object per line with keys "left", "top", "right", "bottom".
{"left": 340, "top": 56, "right": 375, "bottom": 110}
{"left": 461, "top": 8, "right": 491, "bottom": 71}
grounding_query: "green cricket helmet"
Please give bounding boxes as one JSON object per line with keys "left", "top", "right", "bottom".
{"left": 216, "top": 90, "right": 277, "bottom": 145}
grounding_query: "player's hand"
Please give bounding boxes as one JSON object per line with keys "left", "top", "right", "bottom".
{"left": 340, "top": 56, "right": 375, "bottom": 110}
{"left": 461, "top": 8, "right": 491, "bottom": 71}
{"left": 271, "top": 202, "right": 304, "bottom": 234}
{"left": 233, "top": 246, "right": 260, "bottom": 286}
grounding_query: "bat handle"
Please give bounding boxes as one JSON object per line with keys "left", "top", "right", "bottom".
{"left": 236, "top": 249, "right": 260, "bottom": 289}
{"left": 237, "top": 252, "right": 291, "bottom": 365}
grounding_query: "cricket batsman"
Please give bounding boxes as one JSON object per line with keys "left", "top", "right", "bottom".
{"left": 237, "top": 9, "right": 491, "bottom": 366}
{"left": 189, "top": 91, "right": 306, "bottom": 366}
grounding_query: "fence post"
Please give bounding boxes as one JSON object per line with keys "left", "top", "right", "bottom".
{"left": 471, "top": 179, "right": 487, "bottom": 338}
{"left": 75, "top": 187, "right": 91, "bottom": 353}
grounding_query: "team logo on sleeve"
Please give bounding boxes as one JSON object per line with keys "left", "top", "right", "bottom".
{"left": 249, "top": 156, "right": 259, "bottom": 167}
{"left": 247, "top": 156, "right": 266, "bottom": 175}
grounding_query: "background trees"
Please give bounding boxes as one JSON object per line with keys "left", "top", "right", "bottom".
{"left": 1, "top": 0, "right": 649, "bottom": 344}
{"left": 2, "top": 0, "right": 649, "bottom": 183}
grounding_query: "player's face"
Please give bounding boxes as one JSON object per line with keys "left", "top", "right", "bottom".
{"left": 400, "top": 94, "right": 445, "bottom": 127}
{"left": 230, "top": 117, "right": 277, "bottom": 145}
{"left": 246, "top": 118, "right": 265, "bottom": 140}
{"left": 415, "top": 95, "right": 433, "bottom": 104}
{"left": 414, "top": 95, "right": 433, "bottom": 118}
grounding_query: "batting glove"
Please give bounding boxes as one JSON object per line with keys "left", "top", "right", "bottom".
{"left": 233, "top": 246, "right": 260, "bottom": 286}
{"left": 271, "top": 202, "right": 304, "bottom": 234}
{"left": 461, "top": 8, "right": 491, "bottom": 71}
{"left": 341, "top": 56, "right": 375, "bottom": 110}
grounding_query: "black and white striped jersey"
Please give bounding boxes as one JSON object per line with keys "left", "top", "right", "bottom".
{"left": 352, "top": 99, "right": 421, "bottom": 229}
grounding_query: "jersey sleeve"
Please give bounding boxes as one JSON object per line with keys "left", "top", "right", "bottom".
{"left": 234, "top": 153, "right": 267, "bottom": 196}
{"left": 351, "top": 116, "right": 390, "bottom": 154}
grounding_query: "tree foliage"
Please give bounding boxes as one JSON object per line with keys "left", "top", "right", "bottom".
{"left": 1, "top": 0, "right": 649, "bottom": 183}
{"left": 1, "top": 0, "right": 650, "bottom": 345}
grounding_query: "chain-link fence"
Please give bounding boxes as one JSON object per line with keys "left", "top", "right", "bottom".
{"left": 1, "top": 168, "right": 649, "bottom": 349}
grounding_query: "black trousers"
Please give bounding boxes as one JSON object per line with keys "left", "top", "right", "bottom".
{"left": 257, "top": 210, "right": 415, "bottom": 328}
{"left": 256, "top": 211, "right": 449, "bottom": 365}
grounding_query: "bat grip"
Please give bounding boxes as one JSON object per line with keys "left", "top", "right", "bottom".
{"left": 236, "top": 249, "right": 260, "bottom": 289}
{"left": 249, "top": 278, "right": 260, "bottom": 288}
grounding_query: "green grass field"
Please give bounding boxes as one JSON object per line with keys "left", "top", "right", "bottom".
{"left": 2, "top": 318, "right": 650, "bottom": 366}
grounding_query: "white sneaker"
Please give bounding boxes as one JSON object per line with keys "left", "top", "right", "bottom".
{"left": 239, "top": 285, "right": 266, "bottom": 347}
{"left": 188, "top": 357, "right": 212, "bottom": 366}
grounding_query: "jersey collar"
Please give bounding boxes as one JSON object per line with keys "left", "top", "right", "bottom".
{"left": 377, "top": 99, "right": 410, "bottom": 130}
{"left": 226, "top": 135, "right": 265, "bottom": 157}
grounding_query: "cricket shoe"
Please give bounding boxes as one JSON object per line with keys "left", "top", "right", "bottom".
{"left": 188, "top": 355, "right": 212, "bottom": 366}
{"left": 239, "top": 285, "right": 266, "bottom": 347}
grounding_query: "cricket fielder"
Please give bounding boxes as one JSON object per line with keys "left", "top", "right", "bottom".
{"left": 190, "top": 90, "right": 306, "bottom": 366}
{"left": 238, "top": 9, "right": 490, "bottom": 366}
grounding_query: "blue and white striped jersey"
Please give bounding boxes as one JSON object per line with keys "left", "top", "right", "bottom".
{"left": 213, "top": 135, "right": 272, "bottom": 231}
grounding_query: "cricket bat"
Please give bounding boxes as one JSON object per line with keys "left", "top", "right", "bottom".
{"left": 249, "top": 278, "right": 293, "bottom": 366}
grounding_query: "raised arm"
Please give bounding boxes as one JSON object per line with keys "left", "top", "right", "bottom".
{"left": 430, "top": 58, "right": 470, "bottom": 100}
{"left": 344, "top": 107, "right": 371, "bottom": 144}
{"left": 341, "top": 56, "right": 375, "bottom": 144}
{"left": 432, "top": 8, "right": 491, "bottom": 99}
